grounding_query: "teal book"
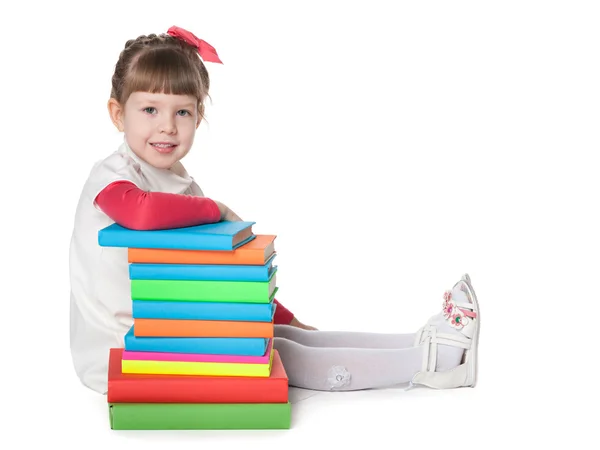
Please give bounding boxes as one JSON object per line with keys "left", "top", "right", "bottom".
{"left": 128, "top": 254, "right": 277, "bottom": 282}
{"left": 98, "top": 221, "right": 255, "bottom": 251}
{"left": 131, "top": 298, "right": 276, "bottom": 321}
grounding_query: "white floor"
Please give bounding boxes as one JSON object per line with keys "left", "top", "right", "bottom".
{"left": 7, "top": 359, "right": 589, "bottom": 450}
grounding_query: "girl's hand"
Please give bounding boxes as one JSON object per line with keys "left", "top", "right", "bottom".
{"left": 290, "top": 317, "right": 318, "bottom": 331}
{"left": 214, "top": 201, "right": 243, "bottom": 222}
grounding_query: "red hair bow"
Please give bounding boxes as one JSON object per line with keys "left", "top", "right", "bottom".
{"left": 167, "top": 26, "right": 223, "bottom": 64}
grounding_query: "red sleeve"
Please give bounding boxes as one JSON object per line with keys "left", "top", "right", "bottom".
{"left": 95, "top": 181, "right": 221, "bottom": 230}
{"left": 273, "top": 299, "right": 294, "bottom": 325}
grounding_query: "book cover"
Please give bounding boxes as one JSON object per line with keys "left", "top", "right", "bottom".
{"left": 130, "top": 270, "right": 277, "bottom": 303}
{"left": 132, "top": 299, "right": 276, "bottom": 322}
{"left": 128, "top": 234, "right": 277, "bottom": 265}
{"left": 107, "top": 347, "right": 289, "bottom": 404}
{"left": 132, "top": 317, "right": 274, "bottom": 338}
{"left": 98, "top": 221, "right": 256, "bottom": 251}
{"left": 109, "top": 402, "right": 291, "bottom": 430}
{"left": 128, "top": 254, "right": 277, "bottom": 282}
{"left": 123, "top": 326, "right": 268, "bottom": 356}
{"left": 121, "top": 342, "right": 274, "bottom": 377}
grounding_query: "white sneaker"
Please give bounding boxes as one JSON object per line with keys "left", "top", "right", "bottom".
{"left": 410, "top": 273, "right": 480, "bottom": 389}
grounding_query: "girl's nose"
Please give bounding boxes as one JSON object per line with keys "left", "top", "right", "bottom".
{"left": 159, "top": 116, "right": 177, "bottom": 134}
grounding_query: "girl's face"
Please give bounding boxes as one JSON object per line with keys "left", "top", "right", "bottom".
{"left": 109, "top": 91, "right": 201, "bottom": 170}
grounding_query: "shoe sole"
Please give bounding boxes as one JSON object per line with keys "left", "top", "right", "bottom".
{"left": 459, "top": 273, "right": 480, "bottom": 387}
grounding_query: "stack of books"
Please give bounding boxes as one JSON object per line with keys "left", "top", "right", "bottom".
{"left": 98, "top": 221, "right": 291, "bottom": 430}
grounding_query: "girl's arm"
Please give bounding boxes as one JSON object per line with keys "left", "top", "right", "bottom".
{"left": 95, "top": 180, "right": 221, "bottom": 230}
{"left": 273, "top": 299, "right": 294, "bottom": 325}
{"left": 95, "top": 180, "right": 296, "bottom": 325}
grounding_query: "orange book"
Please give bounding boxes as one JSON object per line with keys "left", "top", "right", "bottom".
{"left": 128, "top": 235, "right": 276, "bottom": 266}
{"left": 134, "top": 318, "right": 274, "bottom": 338}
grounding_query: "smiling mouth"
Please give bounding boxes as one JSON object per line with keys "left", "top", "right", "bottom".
{"left": 151, "top": 143, "right": 178, "bottom": 154}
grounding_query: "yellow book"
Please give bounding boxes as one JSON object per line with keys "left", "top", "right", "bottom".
{"left": 121, "top": 347, "right": 274, "bottom": 377}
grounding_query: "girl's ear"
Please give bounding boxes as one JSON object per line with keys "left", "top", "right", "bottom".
{"left": 107, "top": 98, "right": 125, "bottom": 132}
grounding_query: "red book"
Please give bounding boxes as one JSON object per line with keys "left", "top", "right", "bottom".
{"left": 107, "top": 348, "right": 289, "bottom": 403}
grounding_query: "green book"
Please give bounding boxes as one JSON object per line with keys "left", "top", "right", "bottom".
{"left": 130, "top": 270, "right": 277, "bottom": 303}
{"left": 109, "top": 402, "right": 291, "bottom": 430}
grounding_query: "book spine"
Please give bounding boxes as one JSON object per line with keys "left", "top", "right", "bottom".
{"left": 130, "top": 279, "right": 275, "bottom": 303}
{"left": 99, "top": 230, "right": 230, "bottom": 250}
{"left": 128, "top": 263, "right": 271, "bottom": 281}
{"left": 107, "top": 379, "right": 289, "bottom": 403}
{"left": 127, "top": 248, "right": 268, "bottom": 265}
{"left": 109, "top": 402, "right": 291, "bottom": 430}
{"left": 121, "top": 359, "right": 272, "bottom": 377}
{"left": 131, "top": 299, "right": 275, "bottom": 321}
{"left": 132, "top": 318, "right": 274, "bottom": 338}
{"left": 122, "top": 345, "right": 271, "bottom": 363}
{"left": 124, "top": 331, "right": 269, "bottom": 356}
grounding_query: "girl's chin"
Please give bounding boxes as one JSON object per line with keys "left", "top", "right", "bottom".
{"left": 145, "top": 154, "right": 179, "bottom": 170}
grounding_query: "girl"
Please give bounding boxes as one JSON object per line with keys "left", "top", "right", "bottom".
{"left": 69, "top": 26, "right": 480, "bottom": 395}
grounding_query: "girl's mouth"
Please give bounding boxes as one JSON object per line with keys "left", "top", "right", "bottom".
{"left": 151, "top": 143, "right": 177, "bottom": 154}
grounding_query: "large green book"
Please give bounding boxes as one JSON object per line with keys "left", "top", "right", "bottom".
{"left": 109, "top": 402, "right": 291, "bottom": 430}
{"left": 130, "top": 270, "right": 277, "bottom": 303}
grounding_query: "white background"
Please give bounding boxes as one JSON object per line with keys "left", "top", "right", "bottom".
{"left": 1, "top": 0, "right": 599, "bottom": 448}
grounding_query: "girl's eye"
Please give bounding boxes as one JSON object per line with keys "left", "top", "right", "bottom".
{"left": 177, "top": 110, "right": 191, "bottom": 116}
{"left": 143, "top": 107, "right": 157, "bottom": 114}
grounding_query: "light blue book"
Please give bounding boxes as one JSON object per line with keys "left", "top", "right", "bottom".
{"left": 98, "top": 221, "right": 256, "bottom": 251}
{"left": 128, "top": 254, "right": 277, "bottom": 282}
{"left": 132, "top": 299, "right": 277, "bottom": 322}
{"left": 123, "top": 326, "right": 269, "bottom": 356}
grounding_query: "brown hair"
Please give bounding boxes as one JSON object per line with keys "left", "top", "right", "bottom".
{"left": 110, "top": 33, "right": 210, "bottom": 119}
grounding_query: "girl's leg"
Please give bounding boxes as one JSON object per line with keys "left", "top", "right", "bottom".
{"left": 273, "top": 336, "right": 463, "bottom": 390}
{"left": 274, "top": 325, "right": 415, "bottom": 349}
{"left": 273, "top": 273, "right": 480, "bottom": 391}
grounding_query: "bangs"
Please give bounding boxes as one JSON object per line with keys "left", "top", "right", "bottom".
{"left": 125, "top": 47, "right": 206, "bottom": 102}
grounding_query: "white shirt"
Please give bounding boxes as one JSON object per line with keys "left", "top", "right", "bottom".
{"left": 69, "top": 139, "right": 204, "bottom": 394}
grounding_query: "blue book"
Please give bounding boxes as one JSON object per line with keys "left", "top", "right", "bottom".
{"left": 132, "top": 299, "right": 277, "bottom": 322}
{"left": 123, "top": 326, "right": 269, "bottom": 355}
{"left": 98, "top": 221, "right": 256, "bottom": 251}
{"left": 128, "top": 254, "right": 277, "bottom": 282}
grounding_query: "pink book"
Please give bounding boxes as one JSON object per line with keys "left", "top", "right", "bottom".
{"left": 122, "top": 339, "right": 273, "bottom": 364}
